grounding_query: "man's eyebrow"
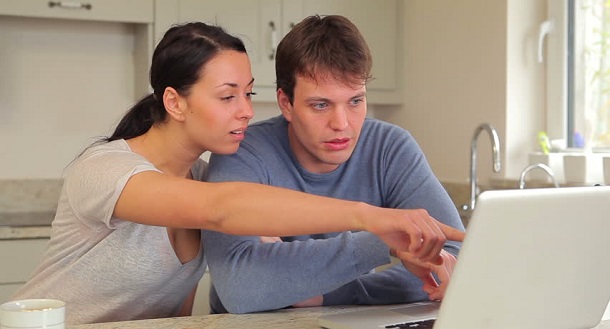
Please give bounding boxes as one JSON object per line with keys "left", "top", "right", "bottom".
{"left": 305, "top": 96, "right": 332, "bottom": 103}
{"left": 351, "top": 92, "right": 367, "bottom": 99}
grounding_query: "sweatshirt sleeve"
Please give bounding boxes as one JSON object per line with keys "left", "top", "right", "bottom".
{"left": 203, "top": 230, "right": 390, "bottom": 314}
{"left": 321, "top": 244, "right": 460, "bottom": 306}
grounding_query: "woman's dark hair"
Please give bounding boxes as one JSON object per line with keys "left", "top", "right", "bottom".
{"left": 275, "top": 15, "right": 372, "bottom": 104}
{"left": 103, "top": 22, "right": 247, "bottom": 142}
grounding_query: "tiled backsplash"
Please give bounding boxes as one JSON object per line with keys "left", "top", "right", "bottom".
{"left": 1, "top": 178, "right": 472, "bottom": 214}
{"left": 0, "top": 178, "right": 546, "bottom": 223}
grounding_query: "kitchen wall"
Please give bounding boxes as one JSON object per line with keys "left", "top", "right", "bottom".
{"left": 1, "top": 17, "right": 137, "bottom": 179}
{"left": 0, "top": 15, "right": 284, "bottom": 179}
{"left": 1, "top": 0, "right": 547, "bottom": 184}
{"left": 376, "top": 0, "right": 547, "bottom": 186}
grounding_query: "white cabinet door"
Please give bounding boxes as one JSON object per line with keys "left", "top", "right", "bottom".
{"left": 284, "top": 0, "right": 400, "bottom": 94}
{"left": 0, "top": 283, "right": 22, "bottom": 303}
{"left": 176, "top": 0, "right": 281, "bottom": 90}
{"left": 0, "top": 239, "right": 49, "bottom": 303}
{"left": 157, "top": 0, "right": 401, "bottom": 104}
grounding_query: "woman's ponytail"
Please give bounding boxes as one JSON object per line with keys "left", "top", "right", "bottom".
{"left": 104, "top": 93, "right": 164, "bottom": 142}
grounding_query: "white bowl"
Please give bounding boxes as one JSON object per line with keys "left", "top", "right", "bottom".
{"left": 0, "top": 299, "right": 65, "bottom": 329}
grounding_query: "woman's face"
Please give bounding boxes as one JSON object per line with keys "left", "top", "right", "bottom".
{"left": 182, "top": 50, "right": 255, "bottom": 155}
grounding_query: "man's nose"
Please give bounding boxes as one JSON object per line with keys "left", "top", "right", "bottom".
{"left": 329, "top": 107, "right": 349, "bottom": 130}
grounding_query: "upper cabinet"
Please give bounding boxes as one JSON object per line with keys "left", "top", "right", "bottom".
{"left": 155, "top": 0, "right": 402, "bottom": 104}
{"left": 0, "top": 0, "right": 155, "bottom": 97}
{"left": 0, "top": 0, "right": 154, "bottom": 23}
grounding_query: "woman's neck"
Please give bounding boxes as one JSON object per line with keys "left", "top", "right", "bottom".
{"left": 127, "top": 126, "right": 202, "bottom": 178}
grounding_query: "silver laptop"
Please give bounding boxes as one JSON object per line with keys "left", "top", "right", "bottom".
{"left": 319, "top": 186, "right": 610, "bottom": 329}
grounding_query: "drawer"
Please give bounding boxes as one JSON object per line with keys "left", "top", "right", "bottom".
{"left": 0, "top": 239, "right": 48, "bottom": 283}
{"left": 0, "top": 283, "right": 22, "bottom": 303}
{"left": 0, "top": 0, "right": 153, "bottom": 24}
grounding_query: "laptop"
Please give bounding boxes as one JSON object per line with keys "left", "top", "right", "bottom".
{"left": 319, "top": 186, "right": 610, "bottom": 329}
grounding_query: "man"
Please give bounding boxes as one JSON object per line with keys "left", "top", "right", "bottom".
{"left": 204, "top": 14, "right": 465, "bottom": 314}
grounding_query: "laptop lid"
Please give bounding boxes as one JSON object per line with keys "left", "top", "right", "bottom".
{"left": 319, "top": 186, "right": 610, "bottom": 329}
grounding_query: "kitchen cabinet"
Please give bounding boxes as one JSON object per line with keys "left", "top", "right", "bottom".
{"left": 155, "top": 0, "right": 402, "bottom": 104}
{"left": 0, "top": 239, "right": 49, "bottom": 303}
{"left": 0, "top": 0, "right": 153, "bottom": 24}
{"left": 0, "top": 0, "right": 154, "bottom": 98}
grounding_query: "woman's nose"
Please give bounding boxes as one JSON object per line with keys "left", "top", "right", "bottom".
{"left": 239, "top": 98, "right": 254, "bottom": 120}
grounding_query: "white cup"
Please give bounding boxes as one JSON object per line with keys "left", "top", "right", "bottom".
{"left": 0, "top": 299, "right": 65, "bottom": 329}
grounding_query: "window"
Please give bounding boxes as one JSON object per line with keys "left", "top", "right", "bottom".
{"left": 546, "top": 0, "right": 610, "bottom": 151}
{"left": 568, "top": 0, "right": 610, "bottom": 150}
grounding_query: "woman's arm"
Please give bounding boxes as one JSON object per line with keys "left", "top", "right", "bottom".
{"left": 114, "top": 171, "right": 464, "bottom": 263}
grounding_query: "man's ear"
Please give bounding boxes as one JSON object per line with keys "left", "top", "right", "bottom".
{"left": 163, "top": 87, "right": 186, "bottom": 121}
{"left": 277, "top": 88, "right": 293, "bottom": 122}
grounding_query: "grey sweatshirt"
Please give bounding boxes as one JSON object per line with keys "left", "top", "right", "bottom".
{"left": 204, "top": 116, "right": 464, "bottom": 314}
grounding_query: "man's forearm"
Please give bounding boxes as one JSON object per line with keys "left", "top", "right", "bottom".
{"left": 204, "top": 231, "right": 391, "bottom": 313}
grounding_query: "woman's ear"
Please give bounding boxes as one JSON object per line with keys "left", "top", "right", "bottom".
{"left": 277, "top": 88, "right": 293, "bottom": 122}
{"left": 163, "top": 87, "right": 186, "bottom": 121}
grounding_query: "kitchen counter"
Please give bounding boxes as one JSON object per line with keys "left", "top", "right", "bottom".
{"left": 66, "top": 306, "right": 610, "bottom": 329}
{"left": 0, "top": 179, "right": 60, "bottom": 240}
{"left": 0, "top": 211, "right": 54, "bottom": 240}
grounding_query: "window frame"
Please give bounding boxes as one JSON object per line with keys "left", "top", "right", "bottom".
{"left": 545, "top": 0, "right": 569, "bottom": 146}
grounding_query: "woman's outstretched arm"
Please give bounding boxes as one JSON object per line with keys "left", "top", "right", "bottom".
{"left": 114, "top": 171, "right": 464, "bottom": 263}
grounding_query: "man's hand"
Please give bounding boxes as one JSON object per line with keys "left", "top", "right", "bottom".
{"left": 259, "top": 236, "right": 282, "bottom": 243}
{"left": 365, "top": 208, "right": 464, "bottom": 266}
{"left": 292, "top": 295, "right": 323, "bottom": 308}
{"left": 393, "top": 249, "right": 458, "bottom": 301}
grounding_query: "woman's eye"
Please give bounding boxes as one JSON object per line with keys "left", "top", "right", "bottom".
{"left": 220, "top": 95, "right": 235, "bottom": 101}
{"left": 246, "top": 92, "right": 257, "bottom": 99}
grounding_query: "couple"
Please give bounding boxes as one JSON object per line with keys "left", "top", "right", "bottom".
{"left": 12, "top": 14, "right": 464, "bottom": 324}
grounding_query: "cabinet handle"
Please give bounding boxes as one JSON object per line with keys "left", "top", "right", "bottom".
{"left": 48, "top": 1, "right": 92, "bottom": 10}
{"left": 269, "top": 21, "right": 278, "bottom": 60}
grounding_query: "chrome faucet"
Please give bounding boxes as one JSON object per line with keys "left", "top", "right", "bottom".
{"left": 462, "top": 123, "right": 502, "bottom": 212}
{"left": 518, "top": 163, "right": 560, "bottom": 189}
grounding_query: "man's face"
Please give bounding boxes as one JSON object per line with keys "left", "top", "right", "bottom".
{"left": 277, "top": 73, "right": 367, "bottom": 174}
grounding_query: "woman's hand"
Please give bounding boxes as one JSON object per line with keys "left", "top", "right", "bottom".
{"left": 364, "top": 208, "right": 464, "bottom": 266}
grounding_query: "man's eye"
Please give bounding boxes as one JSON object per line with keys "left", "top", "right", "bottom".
{"left": 313, "top": 102, "right": 328, "bottom": 110}
{"left": 351, "top": 98, "right": 364, "bottom": 106}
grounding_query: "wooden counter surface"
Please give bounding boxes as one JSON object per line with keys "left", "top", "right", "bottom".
{"left": 67, "top": 306, "right": 610, "bottom": 329}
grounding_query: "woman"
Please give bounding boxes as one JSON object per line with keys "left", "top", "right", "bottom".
{"left": 12, "top": 22, "right": 463, "bottom": 324}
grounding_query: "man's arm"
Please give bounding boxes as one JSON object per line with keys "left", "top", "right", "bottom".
{"left": 314, "top": 124, "right": 465, "bottom": 306}
{"left": 321, "top": 243, "right": 460, "bottom": 306}
{"left": 203, "top": 230, "right": 391, "bottom": 313}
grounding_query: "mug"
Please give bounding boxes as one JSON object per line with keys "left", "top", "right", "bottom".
{"left": 0, "top": 299, "right": 65, "bottom": 329}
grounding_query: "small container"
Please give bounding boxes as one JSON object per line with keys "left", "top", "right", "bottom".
{"left": 603, "top": 156, "right": 610, "bottom": 185}
{"left": 563, "top": 154, "right": 604, "bottom": 185}
{"left": 0, "top": 299, "right": 65, "bottom": 329}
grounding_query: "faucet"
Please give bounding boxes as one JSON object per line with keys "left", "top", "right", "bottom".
{"left": 518, "top": 163, "right": 560, "bottom": 189}
{"left": 462, "top": 123, "right": 502, "bottom": 213}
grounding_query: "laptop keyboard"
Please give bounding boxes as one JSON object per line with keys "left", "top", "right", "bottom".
{"left": 385, "top": 318, "right": 436, "bottom": 328}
